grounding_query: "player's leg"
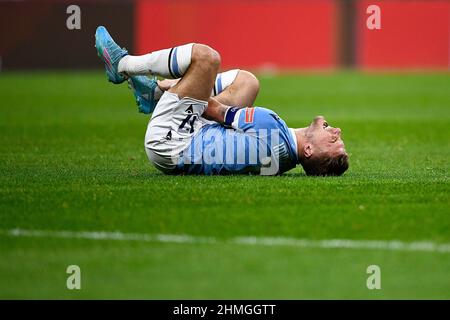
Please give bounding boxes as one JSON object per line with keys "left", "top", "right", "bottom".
{"left": 153, "top": 70, "right": 259, "bottom": 107}
{"left": 167, "top": 44, "right": 220, "bottom": 101}
{"left": 213, "top": 70, "right": 259, "bottom": 107}
{"left": 98, "top": 24, "right": 220, "bottom": 113}
{"left": 95, "top": 25, "right": 195, "bottom": 87}
{"left": 96, "top": 25, "right": 220, "bottom": 103}
{"left": 117, "top": 43, "right": 192, "bottom": 78}
{"left": 96, "top": 25, "right": 218, "bottom": 112}
{"left": 118, "top": 43, "right": 218, "bottom": 102}
{"left": 165, "top": 70, "right": 259, "bottom": 106}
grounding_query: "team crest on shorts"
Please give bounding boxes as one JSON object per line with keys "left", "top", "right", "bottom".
{"left": 245, "top": 107, "right": 255, "bottom": 123}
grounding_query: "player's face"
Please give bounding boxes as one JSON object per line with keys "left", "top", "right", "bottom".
{"left": 306, "top": 116, "right": 346, "bottom": 157}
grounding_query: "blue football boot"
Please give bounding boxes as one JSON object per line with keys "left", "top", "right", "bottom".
{"left": 128, "top": 76, "right": 159, "bottom": 114}
{"left": 95, "top": 26, "right": 128, "bottom": 84}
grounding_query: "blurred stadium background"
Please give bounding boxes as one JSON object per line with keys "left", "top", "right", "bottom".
{"left": 1, "top": 0, "right": 449, "bottom": 71}
{"left": 0, "top": 0, "right": 449, "bottom": 299}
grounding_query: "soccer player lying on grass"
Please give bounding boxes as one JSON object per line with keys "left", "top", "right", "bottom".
{"left": 95, "top": 26, "right": 348, "bottom": 176}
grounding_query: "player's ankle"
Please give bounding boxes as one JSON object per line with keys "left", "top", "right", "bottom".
{"left": 117, "top": 55, "right": 129, "bottom": 74}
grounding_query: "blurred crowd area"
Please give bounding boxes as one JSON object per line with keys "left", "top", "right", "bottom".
{"left": 0, "top": 0, "right": 449, "bottom": 71}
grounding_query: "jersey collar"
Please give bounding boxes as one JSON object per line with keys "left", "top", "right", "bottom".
{"left": 288, "top": 128, "right": 299, "bottom": 163}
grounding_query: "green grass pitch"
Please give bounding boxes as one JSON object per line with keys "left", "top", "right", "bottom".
{"left": 0, "top": 71, "right": 449, "bottom": 299}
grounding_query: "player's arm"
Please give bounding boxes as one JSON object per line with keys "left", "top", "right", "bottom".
{"left": 202, "top": 97, "right": 228, "bottom": 123}
{"left": 202, "top": 97, "right": 239, "bottom": 127}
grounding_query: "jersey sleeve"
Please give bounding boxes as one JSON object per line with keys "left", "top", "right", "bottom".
{"left": 231, "top": 107, "right": 282, "bottom": 132}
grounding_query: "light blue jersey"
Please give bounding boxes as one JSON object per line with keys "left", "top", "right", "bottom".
{"left": 177, "top": 107, "right": 298, "bottom": 175}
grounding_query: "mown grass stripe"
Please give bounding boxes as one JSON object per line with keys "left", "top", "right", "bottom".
{"left": 1, "top": 229, "right": 450, "bottom": 253}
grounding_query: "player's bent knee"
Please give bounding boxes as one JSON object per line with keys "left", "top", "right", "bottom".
{"left": 210, "top": 48, "right": 221, "bottom": 68}
{"left": 244, "top": 70, "right": 260, "bottom": 93}
{"left": 193, "top": 44, "right": 221, "bottom": 69}
{"left": 237, "top": 70, "right": 260, "bottom": 97}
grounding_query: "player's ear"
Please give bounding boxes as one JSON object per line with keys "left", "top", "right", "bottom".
{"left": 303, "top": 143, "right": 313, "bottom": 159}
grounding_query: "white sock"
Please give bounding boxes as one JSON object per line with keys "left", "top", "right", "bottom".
{"left": 212, "top": 69, "right": 239, "bottom": 96}
{"left": 118, "top": 43, "right": 194, "bottom": 78}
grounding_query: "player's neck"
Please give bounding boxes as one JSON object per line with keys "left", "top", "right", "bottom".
{"left": 293, "top": 128, "right": 308, "bottom": 163}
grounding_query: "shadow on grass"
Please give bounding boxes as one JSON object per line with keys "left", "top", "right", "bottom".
{"left": 127, "top": 170, "right": 310, "bottom": 180}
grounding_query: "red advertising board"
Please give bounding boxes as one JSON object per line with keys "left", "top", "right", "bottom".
{"left": 135, "top": 0, "right": 338, "bottom": 70}
{"left": 356, "top": 0, "right": 450, "bottom": 69}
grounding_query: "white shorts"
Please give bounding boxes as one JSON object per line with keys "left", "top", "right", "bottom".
{"left": 145, "top": 91, "right": 207, "bottom": 173}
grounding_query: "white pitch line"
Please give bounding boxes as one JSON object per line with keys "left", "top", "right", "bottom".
{"left": 1, "top": 228, "right": 450, "bottom": 254}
